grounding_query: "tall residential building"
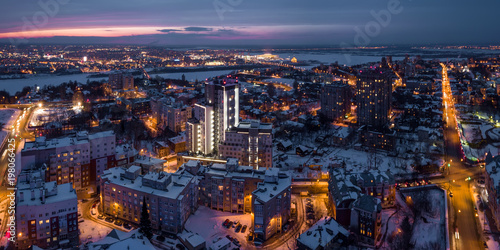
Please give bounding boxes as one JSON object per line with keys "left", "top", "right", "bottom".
{"left": 21, "top": 131, "right": 116, "bottom": 193}
{"left": 320, "top": 81, "right": 352, "bottom": 121}
{"left": 251, "top": 168, "right": 292, "bottom": 241}
{"left": 100, "top": 165, "right": 198, "bottom": 234}
{"left": 205, "top": 77, "right": 239, "bottom": 143}
{"left": 187, "top": 77, "right": 239, "bottom": 155}
{"left": 109, "top": 73, "right": 134, "bottom": 90}
{"left": 219, "top": 120, "right": 273, "bottom": 169}
{"left": 187, "top": 77, "right": 274, "bottom": 169}
{"left": 356, "top": 70, "right": 393, "bottom": 129}
{"left": 187, "top": 104, "right": 214, "bottom": 155}
{"left": 15, "top": 170, "right": 78, "bottom": 249}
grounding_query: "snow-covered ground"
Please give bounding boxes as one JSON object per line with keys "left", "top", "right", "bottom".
{"left": 79, "top": 218, "right": 113, "bottom": 246}
{"left": 379, "top": 188, "right": 446, "bottom": 249}
{"left": 0, "top": 109, "right": 20, "bottom": 129}
{"left": 276, "top": 146, "right": 413, "bottom": 176}
{"left": 184, "top": 206, "right": 254, "bottom": 249}
{"left": 29, "top": 106, "right": 73, "bottom": 127}
{"left": 77, "top": 201, "right": 113, "bottom": 246}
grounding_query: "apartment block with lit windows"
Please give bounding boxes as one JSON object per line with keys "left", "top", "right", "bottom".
{"left": 199, "top": 158, "right": 266, "bottom": 213}
{"left": 21, "top": 131, "right": 116, "bottom": 193}
{"left": 15, "top": 170, "right": 78, "bottom": 249}
{"left": 219, "top": 120, "right": 273, "bottom": 169}
{"left": 99, "top": 165, "right": 198, "bottom": 234}
{"left": 356, "top": 70, "right": 393, "bottom": 129}
{"left": 251, "top": 169, "right": 292, "bottom": 241}
{"left": 320, "top": 81, "right": 352, "bottom": 121}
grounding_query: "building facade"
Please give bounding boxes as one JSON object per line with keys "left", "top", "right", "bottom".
{"left": 100, "top": 165, "right": 198, "bottom": 234}
{"left": 350, "top": 195, "right": 382, "bottom": 246}
{"left": 356, "top": 71, "right": 393, "bottom": 129}
{"left": 21, "top": 131, "right": 116, "bottom": 193}
{"left": 109, "top": 73, "right": 134, "bottom": 90}
{"left": 218, "top": 120, "right": 273, "bottom": 169}
{"left": 320, "top": 81, "right": 352, "bottom": 122}
{"left": 251, "top": 169, "right": 292, "bottom": 241}
{"left": 187, "top": 77, "right": 239, "bottom": 156}
{"left": 197, "top": 158, "right": 266, "bottom": 213}
{"left": 15, "top": 170, "right": 79, "bottom": 249}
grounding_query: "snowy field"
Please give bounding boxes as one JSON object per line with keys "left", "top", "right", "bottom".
{"left": 184, "top": 206, "right": 253, "bottom": 249}
{"left": 276, "top": 146, "right": 413, "bottom": 176}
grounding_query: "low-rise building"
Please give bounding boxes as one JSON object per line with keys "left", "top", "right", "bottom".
{"left": 251, "top": 168, "right": 292, "bottom": 241}
{"left": 296, "top": 217, "right": 350, "bottom": 250}
{"left": 100, "top": 165, "right": 198, "bottom": 234}
{"left": 350, "top": 194, "right": 382, "bottom": 246}
{"left": 88, "top": 229, "right": 154, "bottom": 250}
{"left": 485, "top": 154, "right": 500, "bottom": 231}
{"left": 328, "top": 168, "right": 391, "bottom": 245}
{"left": 15, "top": 170, "right": 79, "bottom": 249}
{"left": 199, "top": 158, "right": 266, "bottom": 213}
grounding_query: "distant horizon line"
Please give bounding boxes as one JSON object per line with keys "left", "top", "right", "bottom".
{"left": 0, "top": 42, "right": 499, "bottom": 49}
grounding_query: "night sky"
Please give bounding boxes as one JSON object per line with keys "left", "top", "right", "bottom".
{"left": 1, "top": 0, "right": 499, "bottom": 46}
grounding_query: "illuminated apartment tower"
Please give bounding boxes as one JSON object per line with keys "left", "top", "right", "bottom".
{"left": 356, "top": 70, "right": 392, "bottom": 129}
{"left": 187, "top": 104, "right": 214, "bottom": 155}
{"left": 187, "top": 77, "right": 239, "bottom": 155}
{"left": 205, "top": 77, "right": 240, "bottom": 143}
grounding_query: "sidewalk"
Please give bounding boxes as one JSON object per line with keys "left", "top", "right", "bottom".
{"left": 471, "top": 184, "right": 500, "bottom": 249}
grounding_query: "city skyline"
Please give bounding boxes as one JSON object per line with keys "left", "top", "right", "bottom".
{"left": 1, "top": 0, "right": 499, "bottom": 46}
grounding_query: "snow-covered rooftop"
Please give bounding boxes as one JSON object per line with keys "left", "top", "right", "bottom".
{"left": 297, "top": 217, "right": 349, "bottom": 249}
{"left": 101, "top": 166, "right": 194, "bottom": 200}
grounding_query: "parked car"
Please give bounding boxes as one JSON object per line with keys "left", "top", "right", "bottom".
{"left": 241, "top": 225, "right": 247, "bottom": 233}
{"left": 227, "top": 221, "right": 234, "bottom": 228}
{"left": 114, "top": 220, "right": 123, "bottom": 226}
{"left": 123, "top": 223, "right": 132, "bottom": 229}
{"left": 235, "top": 224, "right": 242, "bottom": 233}
{"left": 223, "top": 219, "right": 230, "bottom": 227}
{"left": 105, "top": 217, "right": 114, "bottom": 223}
{"left": 97, "top": 215, "right": 104, "bottom": 220}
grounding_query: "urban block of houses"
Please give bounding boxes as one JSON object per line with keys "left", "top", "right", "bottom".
{"left": 327, "top": 168, "right": 395, "bottom": 246}
{"left": 296, "top": 217, "right": 350, "bottom": 250}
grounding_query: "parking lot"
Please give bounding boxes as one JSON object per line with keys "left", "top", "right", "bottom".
{"left": 184, "top": 206, "right": 254, "bottom": 249}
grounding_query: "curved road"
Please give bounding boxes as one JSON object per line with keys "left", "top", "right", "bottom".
{"left": 261, "top": 196, "right": 304, "bottom": 249}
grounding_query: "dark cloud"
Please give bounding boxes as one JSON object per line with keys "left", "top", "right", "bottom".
{"left": 157, "top": 29, "right": 182, "bottom": 33}
{"left": 0, "top": 0, "right": 499, "bottom": 45}
{"left": 184, "top": 27, "right": 213, "bottom": 32}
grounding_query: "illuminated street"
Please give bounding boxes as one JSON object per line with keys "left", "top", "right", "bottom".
{"left": 440, "top": 63, "right": 484, "bottom": 250}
